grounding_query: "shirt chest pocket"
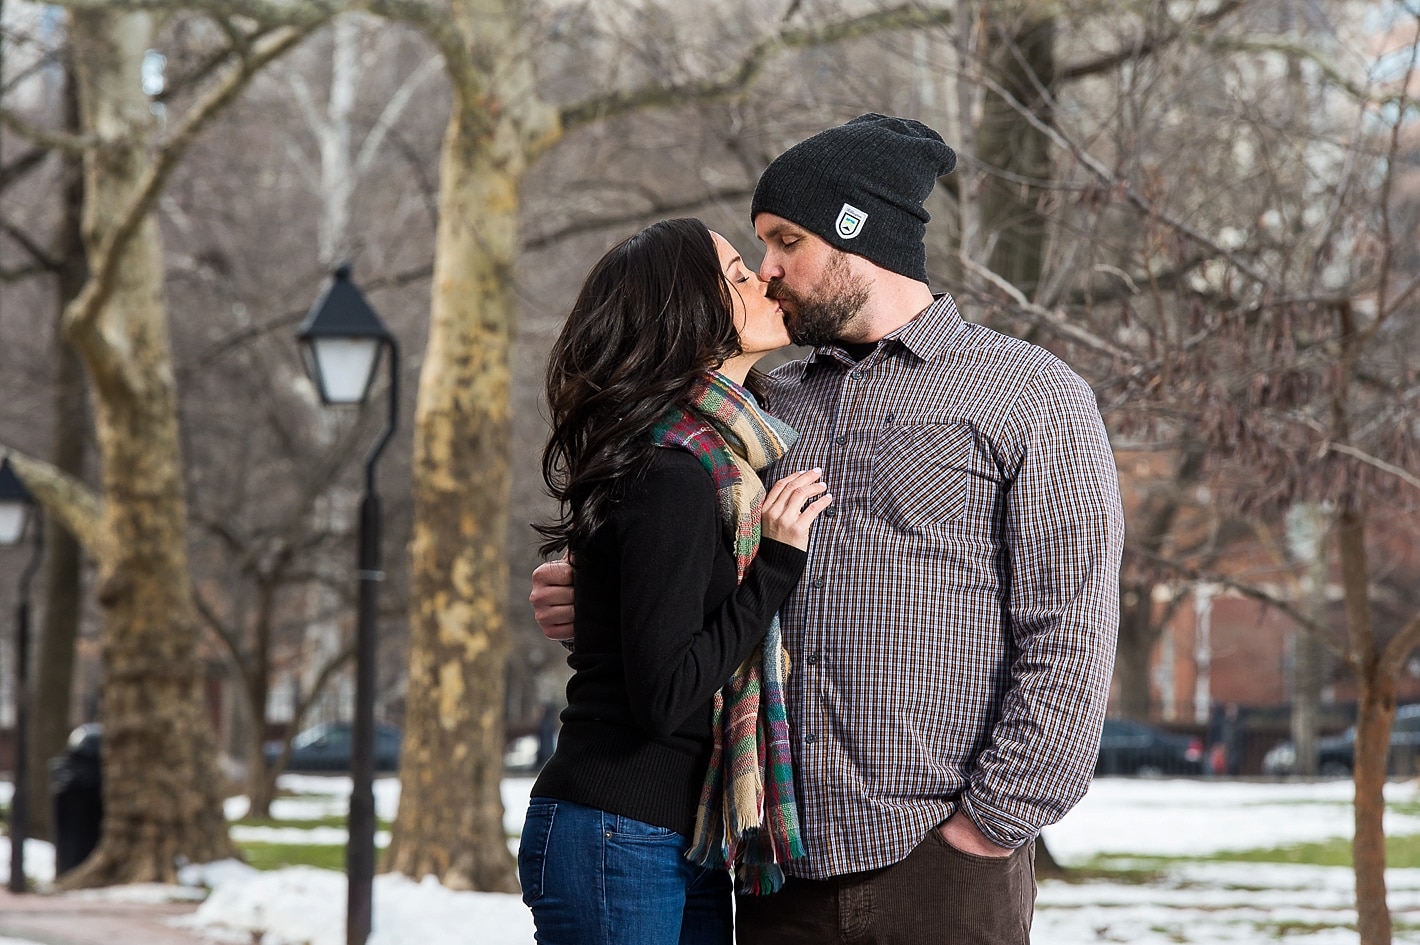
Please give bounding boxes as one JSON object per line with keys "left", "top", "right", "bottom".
{"left": 868, "top": 421, "right": 982, "bottom": 532}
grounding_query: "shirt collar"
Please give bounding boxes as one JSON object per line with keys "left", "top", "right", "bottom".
{"left": 791, "top": 292, "right": 967, "bottom": 380}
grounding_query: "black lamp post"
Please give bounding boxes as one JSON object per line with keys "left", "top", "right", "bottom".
{"left": 297, "top": 265, "right": 398, "bottom": 945}
{"left": 0, "top": 456, "right": 41, "bottom": 894}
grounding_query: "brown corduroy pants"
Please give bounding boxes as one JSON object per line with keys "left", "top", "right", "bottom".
{"left": 734, "top": 830, "right": 1035, "bottom": 945}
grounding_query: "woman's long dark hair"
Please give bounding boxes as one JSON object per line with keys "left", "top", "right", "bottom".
{"left": 536, "top": 218, "right": 741, "bottom": 556}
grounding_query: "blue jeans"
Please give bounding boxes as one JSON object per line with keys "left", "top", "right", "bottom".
{"left": 518, "top": 797, "right": 732, "bottom": 945}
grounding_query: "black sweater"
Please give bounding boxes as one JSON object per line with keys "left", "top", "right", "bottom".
{"left": 531, "top": 448, "right": 806, "bottom": 836}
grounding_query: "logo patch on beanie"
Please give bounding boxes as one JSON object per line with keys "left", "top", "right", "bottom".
{"left": 835, "top": 203, "right": 867, "bottom": 239}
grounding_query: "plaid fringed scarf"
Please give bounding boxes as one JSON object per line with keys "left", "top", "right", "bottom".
{"left": 649, "top": 371, "right": 806, "bottom": 895}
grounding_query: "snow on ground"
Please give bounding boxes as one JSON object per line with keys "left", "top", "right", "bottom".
{"left": 1043, "top": 776, "right": 1420, "bottom": 861}
{"left": 7, "top": 775, "right": 1420, "bottom": 943}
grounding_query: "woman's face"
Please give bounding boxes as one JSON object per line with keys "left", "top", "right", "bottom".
{"left": 711, "top": 231, "right": 789, "bottom": 356}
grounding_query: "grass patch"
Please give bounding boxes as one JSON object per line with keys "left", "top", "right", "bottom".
{"left": 1053, "top": 863, "right": 1168, "bottom": 885}
{"left": 1383, "top": 797, "right": 1420, "bottom": 818}
{"left": 236, "top": 841, "right": 388, "bottom": 872}
{"left": 1076, "top": 831, "right": 1420, "bottom": 871}
{"left": 233, "top": 813, "right": 393, "bottom": 831}
{"left": 237, "top": 841, "right": 347, "bottom": 871}
{"left": 1256, "top": 919, "right": 1356, "bottom": 937}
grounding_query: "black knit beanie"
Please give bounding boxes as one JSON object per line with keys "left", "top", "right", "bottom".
{"left": 751, "top": 113, "right": 957, "bottom": 284}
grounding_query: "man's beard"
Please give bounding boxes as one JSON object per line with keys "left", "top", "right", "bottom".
{"left": 770, "top": 252, "right": 871, "bottom": 347}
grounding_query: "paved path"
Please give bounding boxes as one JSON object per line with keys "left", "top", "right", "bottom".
{"left": 0, "top": 889, "right": 217, "bottom": 945}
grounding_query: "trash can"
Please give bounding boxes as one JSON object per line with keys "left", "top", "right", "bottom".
{"left": 49, "top": 723, "right": 102, "bottom": 876}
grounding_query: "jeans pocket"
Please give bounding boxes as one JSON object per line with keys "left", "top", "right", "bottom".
{"left": 518, "top": 799, "right": 558, "bottom": 905}
{"left": 608, "top": 813, "right": 682, "bottom": 843}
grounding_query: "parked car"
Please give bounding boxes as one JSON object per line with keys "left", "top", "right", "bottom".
{"left": 1262, "top": 704, "right": 1420, "bottom": 776}
{"left": 263, "top": 722, "right": 402, "bottom": 773}
{"left": 1094, "top": 718, "right": 1205, "bottom": 776}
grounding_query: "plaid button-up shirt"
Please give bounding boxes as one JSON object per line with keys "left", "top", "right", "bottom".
{"left": 763, "top": 293, "right": 1125, "bottom": 879}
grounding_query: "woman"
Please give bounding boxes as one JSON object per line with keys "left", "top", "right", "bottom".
{"left": 520, "top": 218, "right": 831, "bottom": 945}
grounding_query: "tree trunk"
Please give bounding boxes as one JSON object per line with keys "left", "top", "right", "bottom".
{"left": 28, "top": 66, "right": 90, "bottom": 843}
{"left": 1353, "top": 674, "right": 1392, "bottom": 945}
{"left": 1034, "top": 835, "right": 1066, "bottom": 879}
{"left": 57, "top": 8, "right": 235, "bottom": 887}
{"left": 242, "top": 580, "right": 275, "bottom": 818}
{"left": 978, "top": 13, "right": 1054, "bottom": 297}
{"left": 383, "top": 0, "right": 557, "bottom": 893}
{"left": 382, "top": 93, "right": 519, "bottom": 896}
{"left": 1338, "top": 499, "right": 1390, "bottom": 945}
{"left": 1114, "top": 448, "right": 1207, "bottom": 722}
{"left": 1114, "top": 588, "right": 1157, "bottom": 721}
{"left": 29, "top": 348, "right": 88, "bottom": 843}
{"left": 1287, "top": 503, "right": 1329, "bottom": 778}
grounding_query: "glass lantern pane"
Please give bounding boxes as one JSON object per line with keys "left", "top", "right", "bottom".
{"left": 312, "top": 337, "right": 381, "bottom": 404}
{"left": 0, "top": 503, "right": 29, "bottom": 546}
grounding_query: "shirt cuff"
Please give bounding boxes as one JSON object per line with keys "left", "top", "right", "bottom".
{"left": 957, "top": 792, "right": 1037, "bottom": 850}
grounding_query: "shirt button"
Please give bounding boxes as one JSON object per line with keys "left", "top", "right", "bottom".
{"left": 806, "top": 652, "right": 820, "bottom": 665}
{"left": 833, "top": 434, "right": 847, "bottom": 446}
{"left": 805, "top": 733, "right": 818, "bottom": 744}
{"left": 811, "top": 578, "right": 825, "bottom": 589}
{"left": 823, "top": 507, "right": 838, "bottom": 517}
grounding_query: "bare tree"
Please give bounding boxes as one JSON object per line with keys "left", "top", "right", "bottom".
{"left": 1, "top": 3, "right": 315, "bottom": 885}
{"left": 0, "top": 15, "right": 92, "bottom": 841}
{"left": 950, "top": 3, "right": 1420, "bottom": 940}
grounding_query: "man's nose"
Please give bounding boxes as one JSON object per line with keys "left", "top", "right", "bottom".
{"left": 757, "top": 255, "right": 783, "bottom": 282}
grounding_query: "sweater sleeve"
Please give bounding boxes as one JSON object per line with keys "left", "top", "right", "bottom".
{"left": 617, "top": 451, "right": 806, "bottom": 737}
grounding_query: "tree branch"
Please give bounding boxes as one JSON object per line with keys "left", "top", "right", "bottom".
{"left": 0, "top": 146, "right": 51, "bottom": 195}
{"left": 957, "top": 257, "right": 1139, "bottom": 364}
{"left": 179, "top": 262, "right": 430, "bottom": 375}
{"left": 353, "top": 55, "right": 441, "bottom": 178}
{"left": 1133, "top": 547, "right": 1352, "bottom": 668}
{"left": 53, "top": 0, "right": 453, "bottom": 40}
{"left": 284, "top": 69, "right": 328, "bottom": 141}
{"left": 17, "top": 0, "right": 466, "bottom": 115}
{"left": 0, "top": 105, "right": 96, "bottom": 152}
{"left": 968, "top": 66, "right": 1278, "bottom": 289}
{"left": 1203, "top": 35, "right": 1401, "bottom": 109}
{"left": 1, "top": 219, "right": 62, "bottom": 272}
{"left": 51, "top": 0, "right": 335, "bottom": 25}
{"left": 193, "top": 586, "right": 250, "bottom": 683}
{"left": 291, "top": 642, "right": 358, "bottom": 729}
{"left": 1059, "top": 0, "right": 1246, "bottom": 82}
{"left": 1, "top": 448, "right": 103, "bottom": 556}
{"left": 1327, "top": 442, "right": 1420, "bottom": 493}
{"left": 523, "top": 186, "right": 756, "bottom": 252}
{"left": 560, "top": 4, "right": 955, "bottom": 132}
{"left": 1, "top": 264, "right": 49, "bottom": 282}
{"left": 1380, "top": 611, "right": 1420, "bottom": 681}
{"left": 63, "top": 24, "right": 315, "bottom": 342}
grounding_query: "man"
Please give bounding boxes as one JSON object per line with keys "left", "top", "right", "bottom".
{"left": 531, "top": 114, "right": 1125, "bottom": 944}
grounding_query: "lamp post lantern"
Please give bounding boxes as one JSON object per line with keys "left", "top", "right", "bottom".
{"left": 297, "top": 265, "right": 398, "bottom": 945}
{"left": 0, "top": 456, "right": 42, "bottom": 894}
